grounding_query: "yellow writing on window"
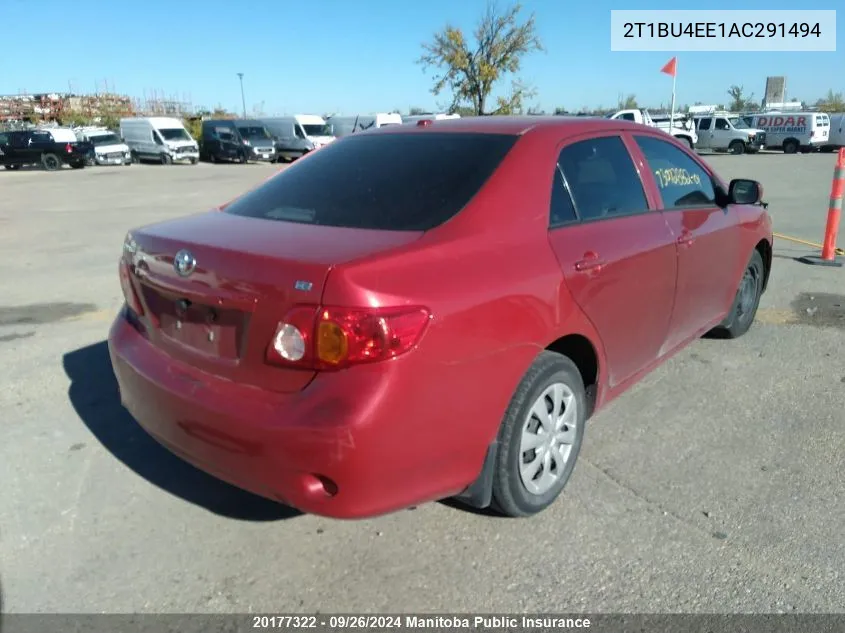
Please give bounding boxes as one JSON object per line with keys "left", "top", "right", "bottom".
{"left": 654, "top": 167, "right": 701, "bottom": 188}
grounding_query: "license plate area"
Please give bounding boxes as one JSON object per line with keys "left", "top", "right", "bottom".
{"left": 141, "top": 285, "right": 249, "bottom": 359}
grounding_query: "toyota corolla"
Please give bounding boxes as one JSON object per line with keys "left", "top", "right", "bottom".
{"left": 108, "top": 116, "right": 773, "bottom": 519}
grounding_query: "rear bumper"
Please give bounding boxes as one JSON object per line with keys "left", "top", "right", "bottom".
{"left": 107, "top": 310, "right": 481, "bottom": 518}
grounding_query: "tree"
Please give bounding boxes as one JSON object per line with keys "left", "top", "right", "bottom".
{"left": 618, "top": 94, "right": 637, "bottom": 109}
{"left": 408, "top": 106, "right": 427, "bottom": 115}
{"left": 418, "top": 1, "right": 543, "bottom": 115}
{"left": 816, "top": 90, "right": 845, "bottom": 112}
{"left": 727, "top": 85, "right": 755, "bottom": 111}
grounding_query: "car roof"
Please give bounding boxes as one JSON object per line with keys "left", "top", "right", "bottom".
{"left": 361, "top": 115, "right": 664, "bottom": 137}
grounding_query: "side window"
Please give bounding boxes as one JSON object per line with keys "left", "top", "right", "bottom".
{"left": 697, "top": 118, "right": 712, "bottom": 130}
{"left": 634, "top": 135, "right": 716, "bottom": 208}
{"left": 294, "top": 125, "right": 305, "bottom": 139}
{"left": 9, "top": 133, "right": 27, "bottom": 148}
{"left": 620, "top": 112, "right": 636, "bottom": 122}
{"left": 715, "top": 118, "right": 730, "bottom": 130}
{"left": 549, "top": 166, "right": 578, "bottom": 227}
{"left": 152, "top": 131, "right": 163, "bottom": 145}
{"left": 0, "top": 133, "right": 8, "bottom": 144}
{"left": 557, "top": 136, "right": 648, "bottom": 221}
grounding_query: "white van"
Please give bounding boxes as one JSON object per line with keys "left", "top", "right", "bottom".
{"left": 744, "top": 111, "right": 830, "bottom": 153}
{"left": 119, "top": 117, "right": 200, "bottom": 165}
{"left": 75, "top": 127, "right": 132, "bottom": 166}
{"left": 326, "top": 113, "right": 403, "bottom": 137}
{"left": 823, "top": 113, "right": 845, "bottom": 151}
{"left": 292, "top": 114, "right": 335, "bottom": 149}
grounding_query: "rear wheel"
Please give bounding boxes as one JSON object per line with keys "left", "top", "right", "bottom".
{"left": 4, "top": 164, "right": 21, "bottom": 170}
{"left": 710, "top": 249, "right": 765, "bottom": 339}
{"left": 783, "top": 139, "right": 799, "bottom": 154}
{"left": 490, "top": 351, "right": 586, "bottom": 518}
{"left": 41, "top": 153, "right": 61, "bottom": 171}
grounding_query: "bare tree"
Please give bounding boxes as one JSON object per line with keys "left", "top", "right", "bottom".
{"left": 418, "top": 2, "right": 543, "bottom": 115}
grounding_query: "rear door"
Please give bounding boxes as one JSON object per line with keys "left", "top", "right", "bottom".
{"left": 695, "top": 118, "right": 713, "bottom": 149}
{"left": 631, "top": 133, "right": 742, "bottom": 350}
{"left": 547, "top": 132, "right": 677, "bottom": 389}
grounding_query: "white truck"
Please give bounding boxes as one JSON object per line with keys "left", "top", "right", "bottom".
{"left": 692, "top": 113, "right": 766, "bottom": 154}
{"left": 607, "top": 108, "right": 698, "bottom": 149}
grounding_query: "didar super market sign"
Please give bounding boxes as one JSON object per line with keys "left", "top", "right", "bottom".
{"left": 756, "top": 115, "right": 808, "bottom": 133}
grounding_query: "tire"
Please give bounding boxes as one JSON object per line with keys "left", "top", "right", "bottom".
{"left": 680, "top": 136, "right": 694, "bottom": 150}
{"left": 783, "top": 139, "right": 799, "bottom": 154}
{"left": 41, "top": 153, "right": 61, "bottom": 172}
{"left": 131, "top": 151, "right": 140, "bottom": 164}
{"left": 69, "top": 160, "right": 85, "bottom": 169}
{"left": 4, "top": 164, "right": 21, "bottom": 170}
{"left": 239, "top": 154, "right": 248, "bottom": 164}
{"left": 490, "top": 351, "right": 587, "bottom": 518}
{"left": 189, "top": 157, "right": 198, "bottom": 165}
{"left": 729, "top": 140, "right": 745, "bottom": 155}
{"left": 710, "top": 249, "right": 765, "bottom": 339}
{"left": 161, "top": 153, "right": 173, "bottom": 165}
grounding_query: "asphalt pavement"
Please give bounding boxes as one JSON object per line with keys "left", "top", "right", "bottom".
{"left": 1, "top": 152, "right": 843, "bottom": 614}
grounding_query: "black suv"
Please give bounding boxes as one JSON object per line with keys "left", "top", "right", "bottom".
{"left": 0, "top": 129, "right": 91, "bottom": 171}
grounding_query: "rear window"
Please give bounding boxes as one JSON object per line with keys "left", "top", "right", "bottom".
{"left": 224, "top": 132, "right": 518, "bottom": 231}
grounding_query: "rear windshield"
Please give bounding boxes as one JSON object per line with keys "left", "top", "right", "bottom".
{"left": 224, "top": 132, "right": 518, "bottom": 231}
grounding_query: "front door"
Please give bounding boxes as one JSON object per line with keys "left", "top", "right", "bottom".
{"left": 547, "top": 133, "right": 677, "bottom": 389}
{"left": 712, "top": 117, "right": 734, "bottom": 150}
{"left": 630, "top": 134, "right": 742, "bottom": 352}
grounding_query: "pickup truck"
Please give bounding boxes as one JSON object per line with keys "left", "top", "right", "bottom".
{"left": 607, "top": 108, "right": 698, "bottom": 149}
{"left": 0, "top": 128, "right": 91, "bottom": 171}
{"left": 693, "top": 114, "right": 766, "bottom": 154}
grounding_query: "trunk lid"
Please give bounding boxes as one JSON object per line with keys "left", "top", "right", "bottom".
{"left": 127, "top": 210, "right": 423, "bottom": 392}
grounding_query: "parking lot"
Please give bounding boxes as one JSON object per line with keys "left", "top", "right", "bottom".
{"left": 1, "top": 152, "right": 844, "bottom": 614}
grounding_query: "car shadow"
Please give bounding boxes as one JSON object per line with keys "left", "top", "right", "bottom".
{"left": 62, "top": 341, "right": 301, "bottom": 521}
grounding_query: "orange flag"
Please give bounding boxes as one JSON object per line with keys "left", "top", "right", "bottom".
{"left": 660, "top": 57, "right": 677, "bottom": 77}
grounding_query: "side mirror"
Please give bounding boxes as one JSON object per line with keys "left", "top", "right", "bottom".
{"left": 728, "top": 179, "right": 763, "bottom": 205}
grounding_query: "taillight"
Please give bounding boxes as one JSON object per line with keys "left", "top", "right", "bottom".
{"left": 65, "top": 143, "right": 73, "bottom": 153}
{"left": 119, "top": 259, "right": 145, "bottom": 316}
{"left": 266, "top": 305, "right": 431, "bottom": 370}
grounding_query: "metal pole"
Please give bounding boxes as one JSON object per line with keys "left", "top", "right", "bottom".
{"left": 669, "top": 66, "right": 676, "bottom": 132}
{"left": 237, "top": 73, "right": 246, "bottom": 118}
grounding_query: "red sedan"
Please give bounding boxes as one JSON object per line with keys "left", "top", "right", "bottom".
{"left": 108, "top": 116, "right": 773, "bottom": 519}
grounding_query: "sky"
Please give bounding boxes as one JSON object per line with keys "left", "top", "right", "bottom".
{"left": 2, "top": 0, "right": 841, "bottom": 115}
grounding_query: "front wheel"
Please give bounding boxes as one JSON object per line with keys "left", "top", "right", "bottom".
{"left": 729, "top": 140, "right": 745, "bottom": 155}
{"left": 161, "top": 153, "right": 173, "bottom": 165}
{"left": 490, "top": 351, "right": 586, "bottom": 518}
{"left": 709, "top": 249, "right": 765, "bottom": 339}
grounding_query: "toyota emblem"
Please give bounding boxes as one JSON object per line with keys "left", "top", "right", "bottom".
{"left": 173, "top": 249, "right": 196, "bottom": 277}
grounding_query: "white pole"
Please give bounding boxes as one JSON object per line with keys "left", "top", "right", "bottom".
{"left": 669, "top": 64, "right": 677, "bottom": 131}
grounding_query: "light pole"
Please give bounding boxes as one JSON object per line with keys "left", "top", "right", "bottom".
{"left": 237, "top": 73, "right": 246, "bottom": 118}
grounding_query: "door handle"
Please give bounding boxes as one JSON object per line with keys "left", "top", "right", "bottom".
{"left": 677, "top": 231, "right": 695, "bottom": 247}
{"left": 575, "top": 251, "right": 606, "bottom": 272}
